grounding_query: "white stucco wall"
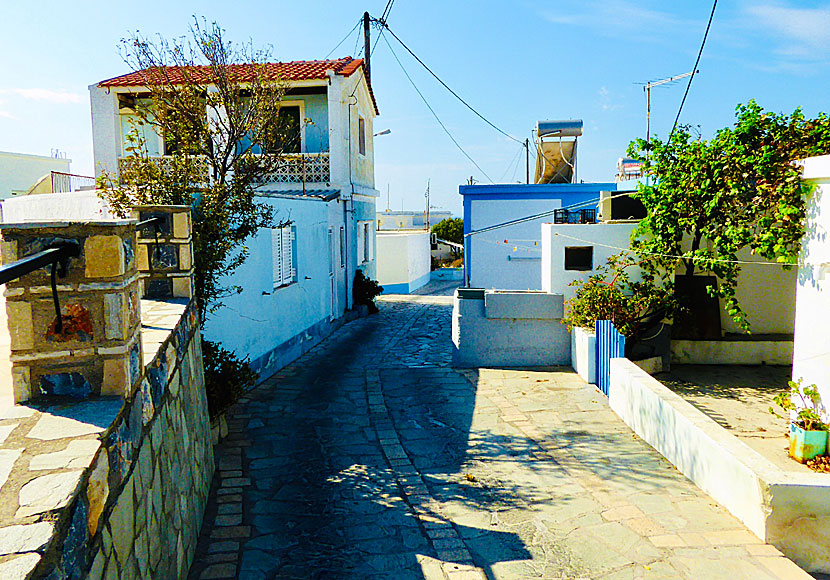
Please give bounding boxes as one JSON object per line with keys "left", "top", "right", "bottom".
{"left": 541, "top": 222, "right": 639, "bottom": 300}
{"left": 2, "top": 190, "right": 115, "bottom": 222}
{"left": 203, "top": 196, "right": 339, "bottom": 366}
{"left": 0, "top": 151, "right": 71, "bottom": 199}
{"left": 793, "top": 155, "right": 830, "bottom": 404}
{"left": 469, "top": 199, "right": 557, "bottom": 290}
{"left": 376, "top": 231, "right": 430, "bottom": 293}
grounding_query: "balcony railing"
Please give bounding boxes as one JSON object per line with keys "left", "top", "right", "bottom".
{"left": 118, "top": 156, "right": 210, "bottom": 186}
{"left": 254, "top": 153, "right": 330, "bottom": 184}
{"left": 117, "top": 152, "right": 330, "bottom": 186}
{"left": 51, "top": 171, "right": 96, "bottom": 193}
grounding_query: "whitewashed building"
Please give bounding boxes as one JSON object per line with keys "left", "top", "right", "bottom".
{"left": 89, "top": 57, "right": 380, "bottom": 379}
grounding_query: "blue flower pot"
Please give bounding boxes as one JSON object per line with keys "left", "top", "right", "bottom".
{"left": 789, "top": 423, "right": 827, "bottom": 463}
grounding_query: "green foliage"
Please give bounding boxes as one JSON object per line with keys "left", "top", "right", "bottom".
{"left": 432, "top": 218, "right": 464, "bottom": 246}
{"left": 769, "top": 379, "right": 827, "bottom": 432}
{"left": 627, "top": 100, "right": 830, "bottom": 332}
{"left": 98, "top": 19, "right": 295, "bottom": 323}
{"left": 563, "top": 253, "right": 675, "bottom": 338}
{"left": 201, "top": 336, "right": 258, "bottom": 418}
{"left": 353, "top": 270, "right": 383, "bottom": 313}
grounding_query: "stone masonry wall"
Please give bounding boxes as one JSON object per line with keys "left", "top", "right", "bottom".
{"left": 76, "top": 299, "right": 214, "bottom": 580}
{"left": 0, "top": 291, "right": 213, "bottom": 577}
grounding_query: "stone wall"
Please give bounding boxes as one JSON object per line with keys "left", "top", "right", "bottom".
{"left": 0, "top": 298, "right": 213, "bottom": 580}
{"left": 0, "top": 209, "right": 213, "bottom": 580}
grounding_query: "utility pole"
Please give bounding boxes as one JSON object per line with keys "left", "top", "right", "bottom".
{"left": 425, "top": 179, "right": 430, "bottom": 231}
{"left": 644, "top": 70, "right": 697, "bottom": 149}
{"left": 363, "top": 12, "right": 371, "bottom": 83}
{"left": 525, "top": 138, "right": 530, "bottom": 184}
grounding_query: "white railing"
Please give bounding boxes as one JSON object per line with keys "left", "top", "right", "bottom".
{"left": 255, "top": 153, "right": 330, "bottom": 184}
{"left": 118, "top": 153, "right": 330, "bottom": 186}
{"left": 51, "top": 171, "right": 96, "bottom": 193}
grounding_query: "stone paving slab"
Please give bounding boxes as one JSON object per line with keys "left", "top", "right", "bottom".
{"left": 188, "top": 293, "right": 815, "bottom": 580}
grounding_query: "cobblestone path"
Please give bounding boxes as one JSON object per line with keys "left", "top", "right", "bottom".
{"left": 189, "top": 289, "right": 812, "bottom": 580}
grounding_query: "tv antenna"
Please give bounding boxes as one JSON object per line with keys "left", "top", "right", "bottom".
{"left": 644, "top": 70, "right": 697, "bottom": 147}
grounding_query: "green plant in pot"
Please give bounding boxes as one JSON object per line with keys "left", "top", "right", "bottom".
{"left": 769, "top": 379, "right": 828, "bottom": 463}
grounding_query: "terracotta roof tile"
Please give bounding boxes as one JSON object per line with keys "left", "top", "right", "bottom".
{"left": 98, "top": 57, "right": 378, "bottom": 114}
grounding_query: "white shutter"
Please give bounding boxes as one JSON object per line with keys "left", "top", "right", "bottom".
{"left": 271, "top": 228, "right": 282, "bottom": 289}
{"left": 281, "top": 227, "right": 295, "bottom": 285}
{"left": 357, "top": 223, "right": 365, "bottom": 264}
{"left": 367, "top": 222, "right": 375, "bottom": 261}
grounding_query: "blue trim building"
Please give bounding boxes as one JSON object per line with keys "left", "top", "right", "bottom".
{"left": 460, "top": 183, "right": 617, "bottom": 290}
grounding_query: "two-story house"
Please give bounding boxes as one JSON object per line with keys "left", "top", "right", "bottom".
{"left": 89, "top": 57, "right": 380, "bottom": 379}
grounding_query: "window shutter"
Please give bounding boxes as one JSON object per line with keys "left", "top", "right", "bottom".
{"left": 272, "top": 228, "right": 283, "bottom": 288}
{"left": 367, "top": 222, "right": 374, "bottom": 261}
{"left": 357, "top": 223, "right": 365, "bottom": 264}
{"left": 281, "top": 227, "right": 293, "bottom": 285}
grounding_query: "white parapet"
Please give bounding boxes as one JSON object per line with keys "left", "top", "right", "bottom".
{"left": 609, "top": 357, "right": 830, "bottom": 574}
{"left": 452, "top": 289, "right": 569, "bottom": 368}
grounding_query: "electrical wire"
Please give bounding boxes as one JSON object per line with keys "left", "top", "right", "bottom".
{"left": 498, "top": 142, "right": 525, "bottom": 183}
{"left": 669, "top": 0, "right": 718, "bottom": 140}
{"left": 382, "top": 33, "right": 494, "bottom": 183}
{"left": 325, "top": 19, "right": 362, "bottom": 60}
{"left": 371, "top": 0, "right": 396, "bottom": 57}
{"left": 379, "top": 22, "right": 524, "bottom": 145}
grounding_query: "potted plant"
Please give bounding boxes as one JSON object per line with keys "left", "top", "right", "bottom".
{"left": 770, "top": 379, "right": 828, "bottom": 463}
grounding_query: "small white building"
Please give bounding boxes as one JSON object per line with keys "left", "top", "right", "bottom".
{"left": 377, "top": 209, "right": 453, "bottom": 231}
{"left": 376, "top": 230, "right": 431, "bottom": 294}
{"left": 0, "top": 151, "right": 71, "bottom": 199}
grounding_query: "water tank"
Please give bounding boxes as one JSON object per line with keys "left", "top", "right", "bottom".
{"left": 537, "top": 120, "right": 583, "bottom": 138}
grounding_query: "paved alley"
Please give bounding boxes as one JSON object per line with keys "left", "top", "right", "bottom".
{"left": 188, "top": 287, "right": 812, "bottom": 580}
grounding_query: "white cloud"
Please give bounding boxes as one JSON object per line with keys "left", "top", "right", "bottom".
{"left": 745, "top": 2, "right": 830, "bottom": 59}
{"left": 0, "top": 88, "right": 84, "bottom": 104}
{"left": 0, "top": 100, "right": 15, "bottom": 120}
{"left": 540, "top": 1, "right": 688, "bottom": 39}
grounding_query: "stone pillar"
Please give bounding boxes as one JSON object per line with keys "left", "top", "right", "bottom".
{"left": 131, "top": 205, "right": 194, "bottom": 300}
{"left": 0, "top": 221, "right": 142, "bottom": 402}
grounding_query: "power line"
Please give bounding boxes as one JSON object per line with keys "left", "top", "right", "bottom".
{"left": 669, "top": 0, "right": 718, "bottom": 140}
{"left": 371, "top": 0, "right": 396, "bottom": 57}
{"left": 325, "top": 19, "right": 362, "bottom": 60}
{"left": 382, "top": 33, "right": 494, "bottom": 183}
{"left": 379, "top": 22, "right": 524, "bottom": 145}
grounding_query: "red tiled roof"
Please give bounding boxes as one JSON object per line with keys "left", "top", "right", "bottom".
{"left": 98, "top": 57, "right": 378, "bottom": 114}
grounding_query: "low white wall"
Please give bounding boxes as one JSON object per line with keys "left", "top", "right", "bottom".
{"left": 609, "top": 357, "right": 830, "bottom": 574}
{"left": 541, "top": 222, "right": 639, "bottom": 300}
{"left": 570, "top": 326, "right": 596, "bottom": 383}
{"left": 671, "top": 339, "right": 793, "bottom": 365}
{"left": 452, "top": 290, "right": 569, "bottom": 367}
{"left": 794, "top": 155, "right": 830, "bottom": 407}
{"left": 376, "top": 231, "right": 431, "bottom": 293}
{"left": 2, "top": 190, "right": 116, "bottom": 222}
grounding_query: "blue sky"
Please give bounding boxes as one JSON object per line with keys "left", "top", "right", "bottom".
{"left": 1, "top": 1, "right": 829, "bottom": 215}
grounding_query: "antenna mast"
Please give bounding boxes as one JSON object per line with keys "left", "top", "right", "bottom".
{"left": 644, "top": 70, "right": 697, "bottom": 148}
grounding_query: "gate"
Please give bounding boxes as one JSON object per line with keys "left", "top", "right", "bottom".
{"left": 595, "top": 320, "right": 625, "bottom": 396}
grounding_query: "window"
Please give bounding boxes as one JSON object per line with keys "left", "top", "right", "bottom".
{"left": 272, "top": 226, "right": 297, "bottom": 289}
{"left": 358, "top": 116, "right": 366, "bottom": 156}
{"left": 356, "top": 221, "right": 374, "bottom": 264}
{"left": 564, "top": 246, "right": 593, "bottom": 271}
{"left": 339, "top": 226, "right": 346, "bottom": 268}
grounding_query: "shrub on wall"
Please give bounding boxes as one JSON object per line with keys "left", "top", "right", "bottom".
{"left": 201, "top": 336, "right": 258, "bottom": 418}
{"left": 353, "top": 270, "right": 383, "bottom": 314}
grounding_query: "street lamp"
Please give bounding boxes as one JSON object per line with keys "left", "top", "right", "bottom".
{"left": 373, "top": 129, "right": 391, "bottom": 137}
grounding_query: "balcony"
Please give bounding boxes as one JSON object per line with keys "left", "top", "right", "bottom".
{"left": 117, "top": 153, "right": 330, "bottom": 186}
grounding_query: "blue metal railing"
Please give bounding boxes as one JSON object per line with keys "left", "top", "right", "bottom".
{"left": 596, "top": 320, "right": 625, "bottom": 396}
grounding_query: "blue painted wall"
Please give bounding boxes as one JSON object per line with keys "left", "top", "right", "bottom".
{"left": 203, "top": 196, "right": 334, "bottom": 377}
{"left": 460, "top": 183, "right": 617, "bottom": 290}
{"left": 236, "top": 93, "right": 330, "bottom": 154}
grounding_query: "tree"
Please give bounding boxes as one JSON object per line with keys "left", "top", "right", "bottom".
{"left": 98, "top": 19, "right": 297, "bottom": 323}
{"left": 431, "top": 218, "right": 464, "bottom": 256}
{"left": 626, "top": 101, "right": 830, "bottom": 331}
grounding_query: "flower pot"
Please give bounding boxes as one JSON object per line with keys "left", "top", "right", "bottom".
{"left": 789, "top": 423, "right": 828, "bottom": 463}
